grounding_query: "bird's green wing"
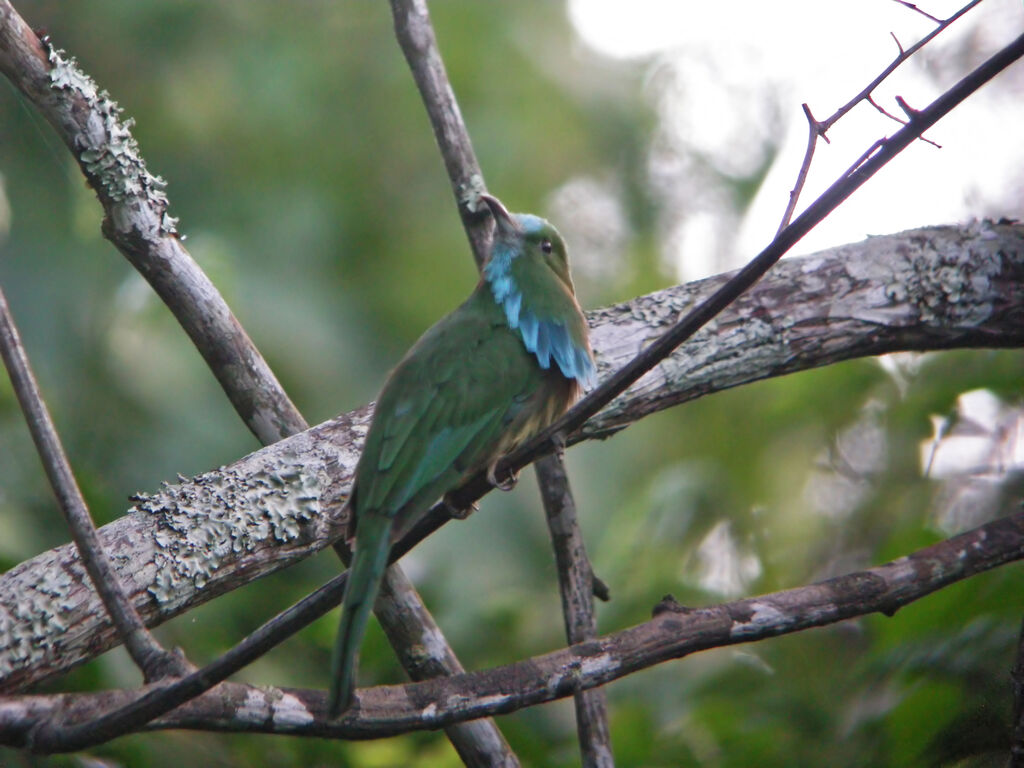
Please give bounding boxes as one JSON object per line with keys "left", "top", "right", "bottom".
{"left": 352, "top": 289, "right": 541, "bottom": 536}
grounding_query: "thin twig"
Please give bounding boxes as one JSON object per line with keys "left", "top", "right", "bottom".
{"left": 776, "top": 0, "right": 982, "bottom": 230}
{"left": 823, "top": 0, "right": 982, "bottom": 133}
{"left": 776, "top": 103, "right": 824, "bottom": 235}
{"left": 865, "top": 93, "right": 942, "bottom": 147}
{"left": 0, "top": 287, "right": 185, "bottom": 682}
{"left": 22, "top": 509, "right": 1024, "bottom": 750}
{"left": 536, "top": 455, "right": 614, "bottom": 768}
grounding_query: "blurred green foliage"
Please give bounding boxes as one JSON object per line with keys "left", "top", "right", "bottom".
{"left": 0, "top": 2, "right": 1021, "bottom": 766}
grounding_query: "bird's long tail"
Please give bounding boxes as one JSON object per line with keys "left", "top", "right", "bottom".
{"left": 328, "top": 510, "right": 392, "bottom": 717}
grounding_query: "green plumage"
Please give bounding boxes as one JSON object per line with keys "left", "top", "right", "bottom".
{"left": 328, "top": 195, "right": 593, "bottom": 716}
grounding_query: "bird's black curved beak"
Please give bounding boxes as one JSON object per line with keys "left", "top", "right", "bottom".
{"left": 480, "top": 193, "right": 517, "bottom": 236}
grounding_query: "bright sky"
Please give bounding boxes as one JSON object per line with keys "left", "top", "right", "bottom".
{"left": 567, "top": 0, "right": 1024, "bottom": 278}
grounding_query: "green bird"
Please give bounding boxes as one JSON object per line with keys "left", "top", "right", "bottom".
{"left": 328, "top": 194, "right": 596, "bottom": 716}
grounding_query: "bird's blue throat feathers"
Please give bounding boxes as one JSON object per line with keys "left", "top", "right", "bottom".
{"left": 484, "top": 225, "right": 596, "bottom": 389}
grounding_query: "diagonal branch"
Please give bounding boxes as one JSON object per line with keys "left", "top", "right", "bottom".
{"left": 0, "top": 287, "right": 185, "bottom": 682}
{"left": 14, "top": 508, "right": 1024, "bottom": 750}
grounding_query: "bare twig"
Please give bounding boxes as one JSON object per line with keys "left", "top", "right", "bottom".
{"left": 536, "top": 455, "right": 614, "bottom": 768}
{"left": 776, "top": 0, "right": 982, "bottom": 230}
{"left": 864, "top": 93, "right": 942, "bottom": 147}
{"left": 0, "top": 287, "right": 185, "bottom": 682}
{"left": 776, "top": 103, "right": 824, "bottom": 237}
{"left": 18, "top": 509, "right": 1024, "bottom": 750}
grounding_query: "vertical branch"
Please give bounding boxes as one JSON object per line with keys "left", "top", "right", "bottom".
{"left": 536, "top": 454, "right": 614, "bottom": 768}
{"left": 0, "top": 286, "right": 185, "bottom": 681}
{"left": 1011, "top": 615, "right": 1024, "bottom": 767}
{"left": 390, "top": 0, "right": 491, "bottom": 269}
{"left": 376, "top": 569, "right": 520, "bottom": 768}
{"left": 389, "top": 0, "right": 608, "bottom": 763}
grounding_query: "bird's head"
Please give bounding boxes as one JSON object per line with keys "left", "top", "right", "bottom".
{"left": 480, "top": 194, "right": 574, "bottom": 291}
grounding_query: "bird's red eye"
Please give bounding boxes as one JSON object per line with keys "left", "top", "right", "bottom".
{"left": 540, "top": 239, "right": 553, "bottom": 254}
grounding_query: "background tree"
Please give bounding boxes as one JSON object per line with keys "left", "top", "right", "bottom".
{"left": 0, "top": 1, "right": 1021, "bottom": 766}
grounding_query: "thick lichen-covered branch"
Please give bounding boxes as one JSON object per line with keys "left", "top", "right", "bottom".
{"left": 0, "top": 222, "right": 1020, "bottom": 693}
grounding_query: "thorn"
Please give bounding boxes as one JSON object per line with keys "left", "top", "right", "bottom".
{"left": 652, "top": 594, "right": 690, "bottom": 616}
{"left": 889, "top": 31, "right": 905, "bottom": 56}
{"left": 894, "top": 95, "right": 920, "bottom": 121}
{"left": 802, "top": 103, "right": 829, "bottom": 143}
{"left": 592, "top": 574, "right": 611, "bottom": 602}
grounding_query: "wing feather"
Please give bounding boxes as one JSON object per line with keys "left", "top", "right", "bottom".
{"left": 352, "top": 289, "right": 540, "bottom": 531}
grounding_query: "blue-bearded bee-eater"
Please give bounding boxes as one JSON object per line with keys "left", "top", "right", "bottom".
{"left": 328, "top": 194, "right": 595, "bottom": 716}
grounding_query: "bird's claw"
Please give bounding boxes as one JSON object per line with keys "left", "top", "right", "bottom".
{"left": 443, "top": 492, "right": 478, "bottom": 520}
{"left": 487, "top": 462, "right": 519, "bottom": 492}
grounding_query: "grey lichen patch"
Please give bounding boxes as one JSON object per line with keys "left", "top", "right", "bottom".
{"left": 859, "top": 224, "right": 1006, "bottom": 328}
{"left": 0, "top": 551, "right": 82, "bottom": 678}
{"left": 459, "top": 174, "right": 487, "bottom": 213}
{"left": 43, "top": 39, "right": 179, "bottom": 236}
{"left": 136, "top": 462, "right": 323, "bottom": 611}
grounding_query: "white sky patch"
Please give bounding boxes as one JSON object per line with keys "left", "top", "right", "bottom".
{"left": 922, "top": 389, "right": 1024, "bottom": 532}
{"left": 569, "top": 0, "right": 1024, "bottom": 277}
{"left": 694, "top": 520, "right": 762, "bottom": 595}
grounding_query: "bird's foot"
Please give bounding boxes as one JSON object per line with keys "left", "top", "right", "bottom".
{"left": 443, "top": 492, "right": 478, "bottom": 520}
{"left": 487, "top": 461, "right": 519, "bottom": 492}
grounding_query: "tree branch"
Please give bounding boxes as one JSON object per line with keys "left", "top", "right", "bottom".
{"left": 8, "top": 507, "right": 1023, "bottom": 750}
{"left": 1012, "top": 615, "right": 1024, "bottom": 767}
{"left": 536, "top": 455, "right": 613, "bottom": 768}
{"left": 0, "top": 2, "right": 303, "bottom": 446}
{"left": 0, "top": 222, "right": 1019, "bottom": 695}
{"left": 390, "top": 0, "right": 492, "bottom": 269}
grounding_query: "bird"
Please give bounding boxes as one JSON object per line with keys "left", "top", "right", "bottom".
{"left": 327, "top": 193, "right": 596, "bottom": 717}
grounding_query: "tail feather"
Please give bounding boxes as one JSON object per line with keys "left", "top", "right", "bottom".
{"left": 328, "top": 511, "right": 393, "bottom": 717}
